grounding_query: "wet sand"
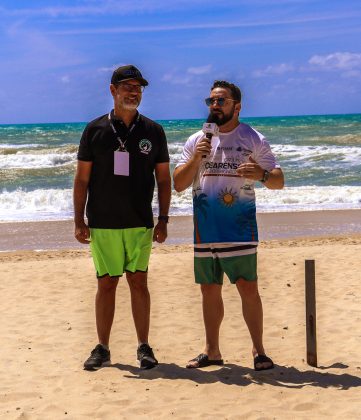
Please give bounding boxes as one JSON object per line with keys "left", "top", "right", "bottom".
{"left": 1, "top": 209, "right": 361, "bottom": 252}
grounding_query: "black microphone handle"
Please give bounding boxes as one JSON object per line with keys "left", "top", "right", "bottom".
{"left": 202, "top": 133, "right": 213, "bottom": 158}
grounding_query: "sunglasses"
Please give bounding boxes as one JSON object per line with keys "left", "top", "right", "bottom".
{"left": 118, "top": 83, "right": 145, "bottom": 93}
{"left": 205, "top": 97, "right": 237, "bottom": 107}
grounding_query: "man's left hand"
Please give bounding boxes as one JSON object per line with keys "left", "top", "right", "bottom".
{"left": 236, "top": 156, "right": 264, "bottom": 181}
{"left": 153, "top": 221, "right": 168, "bottom": 243}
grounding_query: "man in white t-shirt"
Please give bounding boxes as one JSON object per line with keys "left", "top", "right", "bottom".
{"left": 173, "top": 80, "right": 284, "bottom": 370}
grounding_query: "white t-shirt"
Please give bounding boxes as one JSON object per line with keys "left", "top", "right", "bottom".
{"left": 176, "top": 122, "right": 279, "bottom": 244}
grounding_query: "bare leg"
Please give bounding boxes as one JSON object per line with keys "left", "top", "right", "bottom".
{"left": 236, "top": 278, "right": 272, "bottom": 369}
{"left": 187, "top": 284, "right": 223, "bottom": 367}
{"left": 96, "top": 275, "right": 119, "bottom": 346}
{"left": 126, "top": 271, "right": 150, "bottom": 345}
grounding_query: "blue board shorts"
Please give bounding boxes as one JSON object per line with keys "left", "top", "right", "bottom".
{"left": 194, "top": 243, "right": 258, "bottom": 284}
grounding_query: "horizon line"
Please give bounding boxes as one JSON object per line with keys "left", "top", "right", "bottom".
{"left": 1, "top": 112, "right": 360, "bottom": 126}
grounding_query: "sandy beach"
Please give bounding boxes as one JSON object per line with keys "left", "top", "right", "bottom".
{"left": 1, "top": 209, "right": 361, "bottom": 252}
{"left": 1, "top": 214, "right": 361, "bottom": 419}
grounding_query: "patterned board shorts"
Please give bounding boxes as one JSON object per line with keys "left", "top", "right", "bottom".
{"left": 194, "top": 243, "right": 258, "bottom": 284}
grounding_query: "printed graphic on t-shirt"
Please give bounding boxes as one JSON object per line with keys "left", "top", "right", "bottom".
{"left": 139, "top": 139, "right": 152, "bottom": 154}
{"left": 177, "top": 123, "right": 278, "bottom": 244}
{"left": 194, "top": 142, "right": 256, "bottom": 243}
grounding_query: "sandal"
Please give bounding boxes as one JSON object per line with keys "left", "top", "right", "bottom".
{"left": 254, "top": 354, "right": 274, "bottom": 371}
{"left": 186, "top": 353, "right": 224, "bottom": 369}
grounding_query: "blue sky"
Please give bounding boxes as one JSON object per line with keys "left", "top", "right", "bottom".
{"left": 1, "top": 0, "right": 360, "bottom": 123}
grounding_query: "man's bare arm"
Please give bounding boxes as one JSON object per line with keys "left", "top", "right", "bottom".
{"left": 261, "top": 168, "right": 284, "bottom": 189}
{"left": 173, "top": 137, "right": 211, "bottom": 192}
{"left": 73, "top": 161, "right": 92, "bottom": 243}
{"left": 236, "top": 157, "right": 284, "bottom": 190}
{"left": 153, "top": 162, "right": 171, "bottom": 243}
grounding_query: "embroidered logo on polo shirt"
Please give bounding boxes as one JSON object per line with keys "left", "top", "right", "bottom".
{"left": 139, "top": 139, "right": 152, "bottom": 154}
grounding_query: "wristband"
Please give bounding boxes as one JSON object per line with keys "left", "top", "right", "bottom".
{"left": 158, "top": 215, "right": 169, "bottom": 223}
{"left": 260, "top": 170, "right": 270, "bottom": 183}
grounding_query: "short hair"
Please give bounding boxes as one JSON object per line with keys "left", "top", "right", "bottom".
{"left": 211, "top": 80, "right": 242, "bottom": 102}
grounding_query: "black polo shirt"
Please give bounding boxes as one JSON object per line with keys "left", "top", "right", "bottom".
{"left": 77, "top": 111, "right": 170, "bottom": 229}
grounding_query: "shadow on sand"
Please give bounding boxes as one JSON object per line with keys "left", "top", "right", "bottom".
{"left": 106, "top": 362, "right": 361, "bottom": 390}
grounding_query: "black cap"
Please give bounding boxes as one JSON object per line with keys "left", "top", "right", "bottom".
{"left": 111, "top": 65, "right": 148, "bottom": 86}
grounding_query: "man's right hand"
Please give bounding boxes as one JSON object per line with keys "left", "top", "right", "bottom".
{"left": 173, "top": 136, "right": 212, "bottom": 192}
{"left": 194, "top": 136, "right": 212, "bottom": 160}
{"left": 74, "top": 221, "right": 91, "bottom": 244}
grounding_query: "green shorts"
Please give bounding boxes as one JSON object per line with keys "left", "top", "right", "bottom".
{"left": 89, "top": 227, "right": 153, "bottom": 278}
{"left": 194, "top": 244, "right": 258, "bottom": 284}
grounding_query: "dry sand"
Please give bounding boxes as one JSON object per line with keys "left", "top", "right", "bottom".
{"left": 1, "top": 231, "right": 361, "bottom": 419}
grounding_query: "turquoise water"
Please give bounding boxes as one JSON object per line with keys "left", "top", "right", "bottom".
{"left": 1, "top": 114, "right": 360, "bottom": 221}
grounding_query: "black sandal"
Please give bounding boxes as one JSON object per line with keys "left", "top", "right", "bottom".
{"left": 254, "top": 354, "right": 274, "bottom": 371}
{"left": 186, "top": 353, "right": 224, "bottom": 369}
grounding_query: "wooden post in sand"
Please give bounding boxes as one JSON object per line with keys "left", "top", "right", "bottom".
{"left": 305, "top": 259, "right": 317, "bottom": 367}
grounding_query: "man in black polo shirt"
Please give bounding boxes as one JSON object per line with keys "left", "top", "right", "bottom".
{"left": 74, "top": 65, "right": 171, "bottom": 370}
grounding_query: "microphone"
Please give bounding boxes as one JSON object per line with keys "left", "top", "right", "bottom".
{"left": 202, "top": 115, "right": 219, "bottom": 158}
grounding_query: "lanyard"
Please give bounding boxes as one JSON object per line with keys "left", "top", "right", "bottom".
{"left": 108, "top": 111, "right": 139, "bottom": 151}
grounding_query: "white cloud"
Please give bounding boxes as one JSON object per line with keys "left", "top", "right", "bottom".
{"left": 308, "top": 52, "right": 361, "bottom": 70}
{"left": 187, "top": 65, "right": 212, "bottom": 75}
{"left": 61, "top": 75, "right": 70, "bottom": 83}
{"left": 2, "top": 24, "right": 86, "bottom": 71}
{"left": 0, "top": 2, "right": 252, "bottom": 18}
{"left": 161, "top": 72, "right": 192, "bottom": 85}
{"left": 97, "top": 64, "right": 126, "bottom": 73}
{"left": 341, "top": 70, "right": 361, "bottom": 79}
{"left": 0, "top": 1, "right": 323, "bottom": 18}
{"left": 284, "top": 76, "right": 319, "bottom": 86}
{"left": 13, "top": 7, "right": 352, "bottom": 36}
{"left": 252, "top": 63, "right": 294, "bottom": 78}
{"left": 162, "top": 66, "right": 213, "bottom": 85}
{"left": 52, "top": 17, "right": 360, "bottom": 36}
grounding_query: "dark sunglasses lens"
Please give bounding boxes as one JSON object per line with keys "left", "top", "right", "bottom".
{"left": 205, "top": 97, "right": 225, "bottom": 106}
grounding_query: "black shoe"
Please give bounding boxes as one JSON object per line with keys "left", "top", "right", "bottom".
{"left": 84, "top": 344, "right": 111, "bottom": 370}
{"left": 137, "top": 343, "right": 158, "bottom": 370}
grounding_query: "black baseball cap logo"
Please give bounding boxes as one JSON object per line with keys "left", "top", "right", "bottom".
{"left": 111, "top": 65, "right": 149, "bottom": 86}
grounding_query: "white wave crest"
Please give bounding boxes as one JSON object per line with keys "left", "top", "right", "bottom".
{"left": 272, "top": 144, "right": 361, "bottom": 166}
{"left": 256, "top": 185, "right": 361, "bottom": 212}
{"left": 0, "top": 143, "right": 43, "bottom": 149}
{"left": 169, "top": 143, "right": 361, "bottom": 167}
{"left": 0, "top": 188, "right": 73, "bottom": 221}
{"left": 171, "top": 185, "right": 361, "bottom": 214}
{"left": 0, "top": 152, "right": 76, "bottom": 169}
{"left": 1, "top": 185, "right": 360, "bottom": 222}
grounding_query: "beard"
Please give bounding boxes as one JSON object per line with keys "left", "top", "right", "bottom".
{"left": 122, "top": 99, "right": 140, "bottom": 110}
{"left": 209, "top": 104, "right": 235, "bottom": 126}
{"left": 122, "top": 102, "right": 139, "bottom": 111}
{"left": 117, "top": 95, "right": 141, "bottom": 111}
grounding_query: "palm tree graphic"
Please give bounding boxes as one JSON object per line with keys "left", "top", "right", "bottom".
{"left": 193, "top": 192, "right": 209, "bottom": 243}
{"left": 236, "top": 210, "right": 257, "bottom": 241}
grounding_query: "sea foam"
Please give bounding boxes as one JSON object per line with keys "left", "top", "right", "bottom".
{"left": 0, "top": 185, "right": 360, "bottom": 222}
{"left": 0, "top": 152, "right": 76, "bottom": 169}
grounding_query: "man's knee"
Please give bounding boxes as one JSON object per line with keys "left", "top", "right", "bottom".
{"left": 127, "top": 271, "right": 148, "bottom": 292}
{"left": 200, "top": 283, "right": 222, "bottom": 296}
{"left": 97, "top": 275, "right": 119, "bottom": 293}
{"left": 236, "top": 278, "right": 259, "bottom": 299}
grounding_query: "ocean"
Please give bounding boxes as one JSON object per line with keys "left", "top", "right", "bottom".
{"left": 0, "top": 114, "right": 360, "bottom": 222}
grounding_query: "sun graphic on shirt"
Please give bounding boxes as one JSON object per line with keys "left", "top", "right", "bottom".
{"left": 218, "top": 188, "right": 237, "bottom": 207}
